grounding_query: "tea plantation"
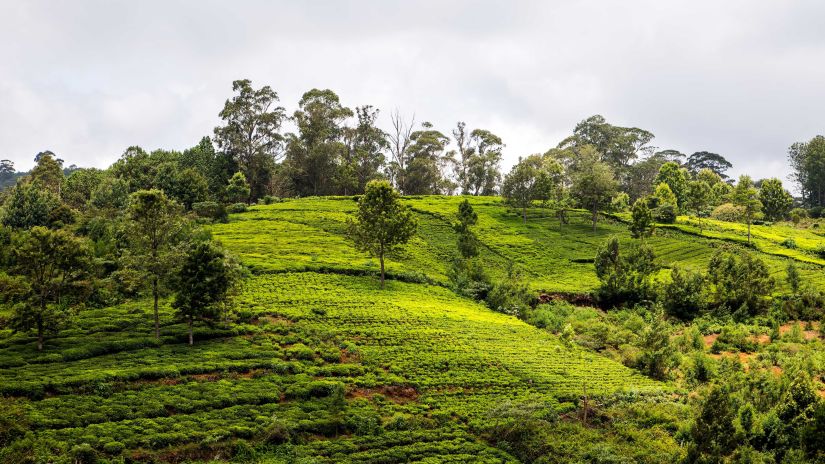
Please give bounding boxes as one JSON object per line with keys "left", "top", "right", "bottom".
{"left": 4, "top": 196, "right": 825, "bottom": 462}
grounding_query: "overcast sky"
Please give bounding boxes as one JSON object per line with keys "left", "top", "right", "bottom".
{"left": 2, "top": 1, "right": 824, "bottom": 185}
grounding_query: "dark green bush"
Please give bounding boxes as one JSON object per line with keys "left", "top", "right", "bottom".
{"left": 192, "top": 201, "right": 228, "bottom": 223}
{"left": 227, "top": 203, "right": 248, "bottom": 214}
{"left": 653, "top": 204, "right": 677, "bottom": 224}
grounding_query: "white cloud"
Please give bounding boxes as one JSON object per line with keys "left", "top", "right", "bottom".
{"left": 0, "top": 0, "right": 823, "bottom": 190}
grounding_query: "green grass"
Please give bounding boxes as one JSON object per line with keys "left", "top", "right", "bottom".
{"left": 214, "top": 196, "right": 825, "bottom": 294}
{"left": 9, "top": 195, "right": 825, "bottom": 462}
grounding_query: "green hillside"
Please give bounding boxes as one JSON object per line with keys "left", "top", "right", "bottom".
{"left": 213, "top": 196, "right": 825, "bottom": 294}
{"left": 0, "top": 196, "right": 682, "bottom": 463}
{"left": 6, "top": 195, "right": 825, "bottom": 462}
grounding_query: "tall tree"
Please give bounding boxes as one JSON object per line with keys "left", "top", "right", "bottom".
{"left": 501, "top": 154, "right": 561, "bottom": 223}
{"left": 172, "top": 241, "right": 237, "bottom": 345}
{"left": 339, "top": 105, "right": 388, "bottom": 195}
{"left": 687, "top": 385, "right": 738, "bottom": 461}
{"left": 180, "top": 136, "right": 237, "bottom": 201}
{"left": 214, "top": 79, "right": 286, "bottom": 202}
{"left": 654, "top": 161, "right": 690, "bottom": 210}
{"left": 1, "top": 183, "right": 60, "bottom": 230}
{"left": 63, "top": 168, "right": 105, "bottom": 209}
{"left": 5, "top": 227, "right": 94, "bottom": 350}
{"left": 285, "top": 88, "right": 353, "bottom": 196}
{"left": 570, "top": 147, "right": 618, "bottom": 231}
{"left": 686, "top": 151, "right": 733, "bottom": 179}
{"left": 759, "top": 178, "right": 793, "bottom": 221}
{"left": 404, "top": 122, "right": 452, "bottom": 195}
{"left": 29, "top": 151, "right": 65, "bottom": 198}
{"left": 452, "top": 122, "right": 504, "bottom": 195}
{"left": 624, "top": 153, "right": 669, "bottom": 201}
{"left": 558, "top": 115, "right": 655, "bottom": 183}
{"left": 126, "top": 190, "right": 187, "bottom": 338}
{"left": 707, "top": 247, "right": 773, "bottom": 314}
{"left": 386, "top": 110, "right": 415, "bottom": 194}
{"left": 789, "top": 135, "right": 825, "bottom": 208}
{"left": 153, "top": 163, "right": 208, "bottom": 210}
{"left": 347, "top": 180, "right": 417, "bottom": 288}
{"left": 732, "top": 175, "right": 762, "bottom": 244}
{"left": 0, "top": 159, "right": 16, "bottom": 189}
{"left": 685, "top": 180, "right": 711, "bottom": 216}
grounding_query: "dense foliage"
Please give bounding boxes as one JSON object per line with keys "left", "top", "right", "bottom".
{"left": 4, "top": 81, "right": 825, "bottom": 462}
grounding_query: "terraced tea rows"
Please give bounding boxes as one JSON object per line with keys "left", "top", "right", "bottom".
{"left": 214, "top": 196, "right": 825, "bottom": 294}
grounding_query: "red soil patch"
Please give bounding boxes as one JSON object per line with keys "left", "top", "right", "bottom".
{"left": 703, "top": 333, "right": 719, "bottom": 348}
{"left": 347, "top": 385, "right": 418, "bottom": 403}
{"left": 340, "top": 349, "right": 360, "bottom": 363}
{"left": 779, "top": 322, "right": 820, "bottom": 340}
{"left": 753, "top": 334, "right": 771, "bottom": 344}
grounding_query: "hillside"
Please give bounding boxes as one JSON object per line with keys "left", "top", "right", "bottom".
{"left": 6, "top": 195, "right": 825, "bottom": 462}
{"left": 213, "top": 196, "right": 825, "bottom": 294}
{"left": 0, "top": 196, "right": 679, "bottom": 463}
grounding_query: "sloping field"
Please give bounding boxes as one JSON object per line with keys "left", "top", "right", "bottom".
{"left": 213, "top": 196, "right": 825, "bottom": 294}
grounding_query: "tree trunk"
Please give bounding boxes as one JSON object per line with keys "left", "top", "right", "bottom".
{"left": 582, "top": 383, "right": 588, "bottom": 425}
{"left": 188, "top": 316, "right": 193, "bottom": 346}
{"left": 522, "top": 207, "right": 527, "bottom": 223}
{"left": 37, "top": 317, "right": 44, "bottom": 351}
{"left": 592, "top": 205, "right": 598, "bottom": 232}
{"left": 747, "top": 220, "right": 751, "bottom": 244}
{"left": 153, "top": 276, "right": 160, "bottom": 339}
{"left": 379, "top": 251, "right": 385, "bottom": 289}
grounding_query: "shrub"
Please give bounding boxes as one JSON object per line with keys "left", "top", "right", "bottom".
{"left": 102, "top": 441, "right": 125, "bottom": 455}
{"left": 711, "top": 203, "right": 745, "bottom": 222}
{"left": 594, "top": 236, "right": 658, "bottom": 307}
{"left": 0, "top": 398, "right": 29, "bottom": 448}
{"left": 653, "top": 204, "right": 677, "bottom": 224}
{"left": 661, "top": 267, "right": 706, "bottom": 319}
{"left": 485, "top": 265, "right": 534, "bottom": 317}
{"left": 69, "top": 443, "right": 98, "bottom": 464}
{"left": 790, "top": 207, "right": 808, "bottom": 225}
{"left": 259, "top": 195, "right": 280, "bottom": 205}
{"left": 227, "top": 203, "right": 248, "bottom": 214}
{"left": 192, "top": 201, "right": 228, "bottom": 223}
{"left": 781, "top": 238, "right": 798, "bottom": 249}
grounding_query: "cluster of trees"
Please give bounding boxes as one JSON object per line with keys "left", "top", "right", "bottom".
{"left": 210, "top": 80, "right": 505, "bottom": 200}
{"left": 501, "top": 127, "right": 797, "bottom": 240}
{"left": 595, "top": 236, "right": 777, "bottom": 319}
{"left": 0, "top": 153, "right": 242, "bottom": 350}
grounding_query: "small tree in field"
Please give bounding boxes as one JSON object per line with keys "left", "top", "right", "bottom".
{"left": 570, "top": 149, "right": 617, "bottom": 231}
{"left": 5, "top": 227, "right": 94, "bottom": 350}
{"left": 732, "top": 175, "right": 762, "bottom": 244}
{"left": 347, "top": 180, "right": 417, "bottom": 288}
{"left": 126, "top": 189, "right": 187, "bottom": 338}
{"left": 501, "top": 155, "right": 560, "bottom": 223}
{"left": 630, "top": 198, "right": 654, "bottom": 240}
{"left": 172, "top": 241, "right": 237, "bottom": 345}
{"left": 225, "top": 172, "right": 251, "bottom": 204}
{"left": 455, "top": 199, "right": 480, "bottom": 259}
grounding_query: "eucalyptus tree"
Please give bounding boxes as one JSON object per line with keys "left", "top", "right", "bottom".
{"left": 452, "top": 122, "right": 504, "bottom": 195}
{"left": 214, "top": 79, "right": 286, "bottom": 202}
{"left": 285, "top": 88, "right": 353, "bottom": 196}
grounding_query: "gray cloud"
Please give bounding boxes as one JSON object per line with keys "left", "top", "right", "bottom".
{"left": 1, "top": 0, "right": 824, "bottom": 188}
